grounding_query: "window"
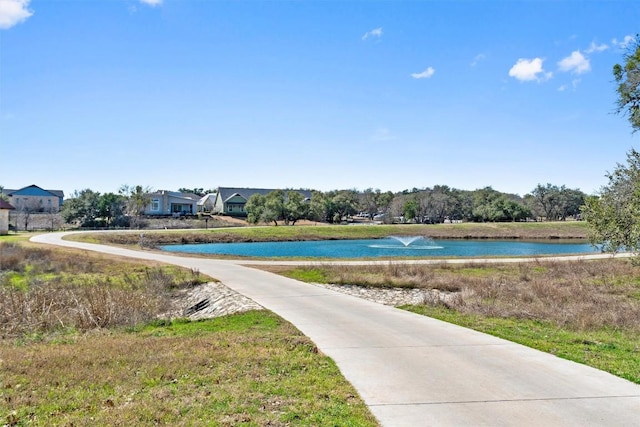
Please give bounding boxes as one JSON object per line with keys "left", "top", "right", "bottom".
{"left": 151, "top": 198, "right": 160, "bottom": 212}
{"left": 227, "top": 203, "right": 244, "bottom": 212}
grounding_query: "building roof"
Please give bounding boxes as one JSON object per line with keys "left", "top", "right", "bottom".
{"left": 2, "top": 185, "right": 64, "bottom": 199}
{"left": 198, "top": 193, "right": 217, "bottom": 206}
{"left": 0, "top": 199, "right": 15, "bottom": 210}
{"left": 218, "top": 187, "right": 276, "bottom": 203}
{"left": 148, "top": 190, "right": 201, "bottom": 202}
{"left": 217, "top": 187, "right": 312, "bottom": 203}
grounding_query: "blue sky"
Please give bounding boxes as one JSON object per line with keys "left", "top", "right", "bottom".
{"left": 1, "top": 0, "right": 638, "bottom": 198}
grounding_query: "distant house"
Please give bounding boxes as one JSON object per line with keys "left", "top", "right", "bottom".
{"left": 0, "top": 199, "right": 15, "bottom": 235}
{"left": 197, "top": 193, "right": 217, "bottom": 213}
{"left": 212, "top": 187, "right": 312, "bottom": 217}
{"left": 144, "top": 190, "right": 201, "bottom": 216}
{"left": 1, "top": 185, "right": 64, "bottom": 212}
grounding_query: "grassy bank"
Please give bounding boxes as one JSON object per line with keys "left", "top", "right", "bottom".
{"left": 271, "top": 259, "right": 640, "bottom": 384}
{"left": 74, "top": 221, "right": 590, "bottom": 247}
{"left": 0, "top": 242, "right": 205, "bottom": 338}
{"left": 1, "top": 312, "right": 377, "bottom": 426}
{"left": 0, "top": 242, "right": 378, "bottom": 426}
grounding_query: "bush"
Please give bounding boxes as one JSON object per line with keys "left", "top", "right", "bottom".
{"left": 0, "top": 243, "right": 205, "bottom": 338}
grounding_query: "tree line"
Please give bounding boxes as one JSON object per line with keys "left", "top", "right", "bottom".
{"left": 57, "top": 185, "right": 151, "bottom": 228}
{"left": 2, "top": 182, "right": 585, "bottom": 230}
{"left": 244, "top": 183, "right": 586, "bottom": 225}
{"left": 582, "top": 35, "right": 640, "bottom": 256}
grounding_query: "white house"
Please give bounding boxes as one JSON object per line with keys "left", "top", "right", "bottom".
{"left": 0, "top": 199, "right": 15, "bottom": 235}
{"left": 144, "top": 190, "right": 201, "bottom": 216}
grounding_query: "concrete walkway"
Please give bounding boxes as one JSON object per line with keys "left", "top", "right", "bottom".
{"left": 31, "top": 232, "right": 640, "bottom": 426}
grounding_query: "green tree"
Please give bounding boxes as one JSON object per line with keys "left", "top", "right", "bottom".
{"left": 613, "top": 35, "right": 640, "bottom": 132}
{"left": 119, "top": 185, "right": 151, "bottom": 228}
{"left": 264, "top": 190, "right": 286, "bottom": 225}
{"left": 358, "top": 188, "right": 379, "bottom": 219}
{"left": 471, "top": 187, "right": 502, "bottom": 222}
{"left": 245, "top": 193, "right": 267, "bottom": 224}
{"left": 529, "top": 184, "right": 584, "bottom": 221}
{"left": 61, "top": 189, "right": 102, "bottom": 227}
{"left": 584, "top": 39, "right": 640, "bottom": 255}
{"left": 530, "top": 183, "right": 560, "bottom": 220}
{"left": 246, "top": 190, "right": 311, "bottom": 225}
{"left": 326, "top": 190, "right": 358, "bottom": 223}
{"left": 375, "top": 190, "right": 395, "bottom": 216}
{"left": 307, "top": 191, "right": 328, "bottom": 223}
{"left": 98, "top": 192, "right": 127, "bottom": 228}
{"left": 178, "top": 187, "right": 204, "bottom": 196}
{"left": 178, "top": 187, "right": 216, "bottom": 197}
{"left": 284, "top": 190, "right": 308, "bottom": 225}
{"left": 491, "top": 197, "right": 531, "bottom": 222}
{"left": 556, "top": 187, "right": 586, "bottom": 220}
{"left": 583, "top": 149, "right": 640, "bottom": 254}
{"left": 402, "top": 198, "right": 418, "bottom": 222}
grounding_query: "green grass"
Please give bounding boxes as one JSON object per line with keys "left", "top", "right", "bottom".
{"left": 1, "top": 311, "right": 378, "bottom": 426}
{"left": 403, "top": 305, "right": 640, "bottom": 384}
{"left": 210, "top": 221, "right": 589, "bottom": 240}
{"left": 72, "top": 221, "right": 590, "bottom": 248}
{"left": 0, "top": 232, "right": 37, "bottom": 244}
{"left": 284, "top": 268, "right": 330, "bottom": 283}
{"left": 1, "top": 242, "right": 379, "bottom": 425}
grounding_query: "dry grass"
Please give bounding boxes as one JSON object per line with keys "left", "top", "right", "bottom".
{"left": 73, "top": 221, "right": 590, "bottom": 248}
{"left": 0, "top": 242, "right": 378, "bottom": 426}
{"left": 448, "top": 260, "right": 640, "bottom": 331}
{"left": 272, "top": 259, "right": 640, "bottom": 383}
{"left": 280, "top": 259, "right": 640, "bottom": 333}
{"left": 0, "top": 243, "right": 204, "bottom": 339}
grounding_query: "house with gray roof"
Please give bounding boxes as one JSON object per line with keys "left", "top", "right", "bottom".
{"left": 144, "top": 190, "right": 201, "bottom": 216}
{"left": 1, "top": 185, "right": 64, "bottom": 212}
{"left": 212, "top": 187, "right": 312, "bottom": 217}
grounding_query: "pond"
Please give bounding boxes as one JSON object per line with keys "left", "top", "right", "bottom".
{"left": 159, "top": 236, "right": 599, "bottom": 259}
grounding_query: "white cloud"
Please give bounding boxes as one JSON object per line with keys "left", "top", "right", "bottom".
{"left": 558, "top": 50, "right": 590, "bottom": 74}
{"left": 362, "top": 27, "right": 382, "bottom": 41}
{"left": 0, "top": 0, "right": 32, "bottom": 29}
{"left": 411, "top": 67, "right": 435, "bottom": 79}
{"left": 139, "top": 0, "right": 162, "bottom": 6}
{"left": 558, "top": 78, "right": 582, "bottom": 92}
{"left": 613, "top": 35, "right": 635, "bottom": 49}
{"left": 508, "top": 58, "right": 551, "bottom": 82}
{"left": 471, "top": 53, "right": 486, "bottom": 67}
{"left": 585, "top": 41, "right": 608, "bottom": 53}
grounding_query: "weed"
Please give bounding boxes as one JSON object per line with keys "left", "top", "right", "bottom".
{"left": 0, "top": 312, "right": 377, "bottom": 426}
{"left": 0, "top": 243, "right": 208, "bottom": 338}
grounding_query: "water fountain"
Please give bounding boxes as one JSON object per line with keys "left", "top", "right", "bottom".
{"left": 389, "top": 235, "right": 425, "bottom": 247}
{"left": 160, "top": 237, "right": 597, "bottom": 258}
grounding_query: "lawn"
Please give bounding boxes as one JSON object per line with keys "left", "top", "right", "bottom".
{"left": 1, "top": 312, "right": 377, "bottom": 426}
{"left": 0, "top": 241, "right": 378, "bottom": 426}
{"left": 69, "top": 221, "right": 590, "bottom": 247}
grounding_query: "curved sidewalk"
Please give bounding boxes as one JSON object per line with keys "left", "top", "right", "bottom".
{"left": 31, "top": 232, "right": 640, "bottom": 426}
